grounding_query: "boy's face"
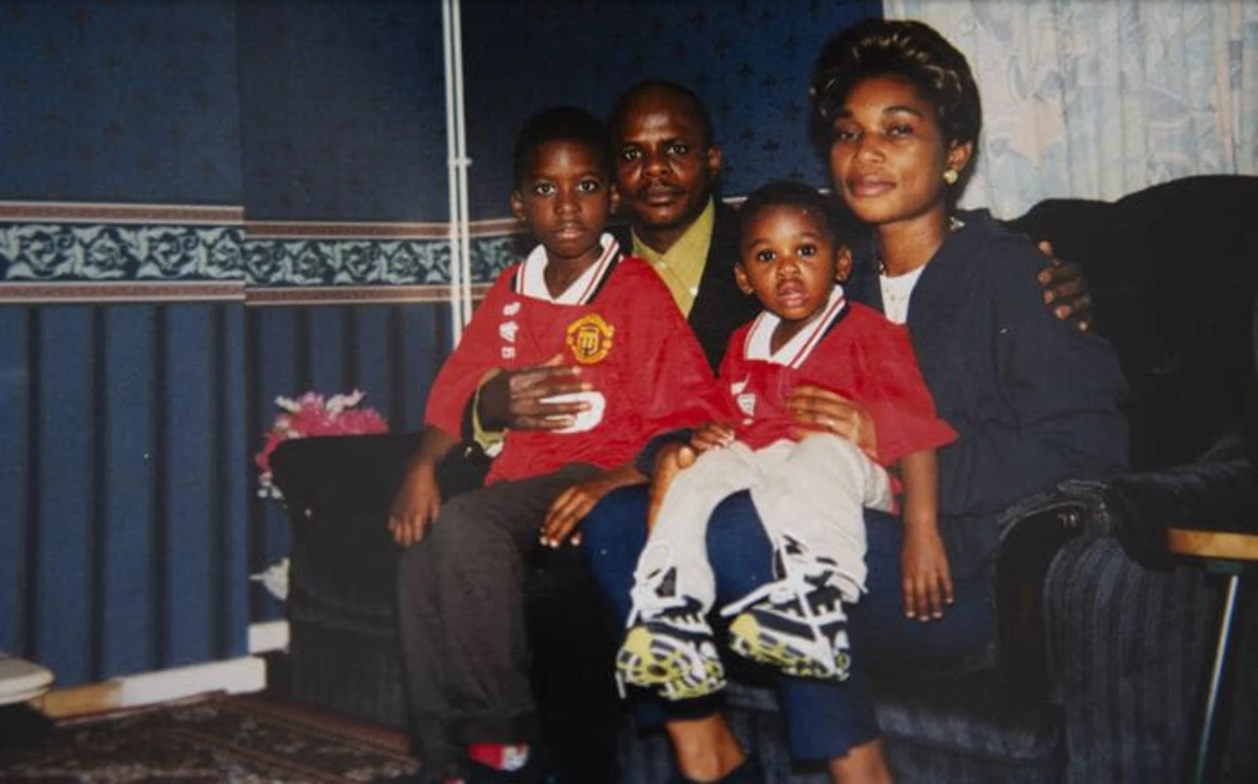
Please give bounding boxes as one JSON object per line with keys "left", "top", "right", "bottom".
{"left": 735, "top": 205, "right": 852, "bottom": 324}
{"left": 511, "top": 139, "right": 618, "bottom": 265}
{"left": 613, "top": 88, "right": 721, "bottom": 234}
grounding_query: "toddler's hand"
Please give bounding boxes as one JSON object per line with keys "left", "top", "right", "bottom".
{"left": 900, "top": 528, "right": 953, "bottom": 621}
{"left": 690, "top": 422, "right": 735, "bottom": 453}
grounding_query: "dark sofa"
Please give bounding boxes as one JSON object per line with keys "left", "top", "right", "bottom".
{"left": 270, "top": 175, "right": 1258, "bottom": 783}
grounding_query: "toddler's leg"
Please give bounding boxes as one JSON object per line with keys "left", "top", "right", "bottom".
{"left": 723, "top": 436, "right": 887, "bottom": 680}
{"left": 617, "top": 445, "right": 758, "bottom": 701}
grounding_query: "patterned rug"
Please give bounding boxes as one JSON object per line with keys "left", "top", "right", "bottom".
{"left": 0, "top": 694, "right": 420, "bottom": 783}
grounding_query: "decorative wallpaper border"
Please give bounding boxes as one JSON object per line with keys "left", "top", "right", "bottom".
{"left": 0, "top": 202, "right": 530, "bottom": 303}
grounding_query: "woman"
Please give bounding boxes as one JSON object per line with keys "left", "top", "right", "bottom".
{"left": 582, "top": 17, "right": 1129, "bottom": 784}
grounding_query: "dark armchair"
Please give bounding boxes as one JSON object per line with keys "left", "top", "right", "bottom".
{"left": 271, "top": 176, "right": 1258, "bottom": 783}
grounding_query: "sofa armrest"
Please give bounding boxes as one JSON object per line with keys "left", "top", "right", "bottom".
{"left": 1038, "top": 457, "right": 1255, "bottom": 780}
{"left": 270, "top": 434, "right": 423, "bottom": 624}
{"left": 994, "top": 480, "right": 1109, "bottom": 704}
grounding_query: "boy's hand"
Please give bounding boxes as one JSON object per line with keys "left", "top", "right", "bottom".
{"left": 901, "top": 527, "right": 953, "bottom": 621}
{"left": 787, "top": 385, "right": 877, "bottom": 458}
{"left": 1036, "top": 241, "right": 1093, "bottom": 332}
{"left": 478, "top": 353, "right": 594, "bottom": 431}
{"left": 388, "top": 461, "right": 442, "bottom": 547}
{"left": 646, "top": 443, "right": 697, "bottom": 534}
{"left": 541, "top": 465, "right": 644, "bottom": 548}
{"left": 690, "top": 422, "right": 735, "bottom": 453}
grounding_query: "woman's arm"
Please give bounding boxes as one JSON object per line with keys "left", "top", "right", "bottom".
{"left": 941, "top": 245, "right": 1128, "bottom": 516}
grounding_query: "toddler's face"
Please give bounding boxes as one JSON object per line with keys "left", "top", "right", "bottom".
{"left": 736, "top": 204, "right": 842, "bottom": 326}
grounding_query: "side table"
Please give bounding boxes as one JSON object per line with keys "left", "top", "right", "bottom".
{"left": 0, "top": 651, "right": 55, "bottom": 748}
{"left": 1166, "top": 528, "right": 1258, "bottom": 784}
{"left": 0, "top": 652, "right": 53, "bottom": 707}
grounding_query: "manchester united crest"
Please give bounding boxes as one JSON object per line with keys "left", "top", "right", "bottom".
{"left": 565, "top": 313, "right": 615, "bottom": 364}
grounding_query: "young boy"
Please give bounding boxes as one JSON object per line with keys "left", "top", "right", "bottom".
{"left": 388, "top": 107, "right": 716, "bottom": 784}
{"left": 616, "top": 181, "right": 957, "bottom": 700}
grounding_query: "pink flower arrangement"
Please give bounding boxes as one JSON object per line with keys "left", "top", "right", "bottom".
{"left": 255, "top": 390, "right": 389, "bottom": 500}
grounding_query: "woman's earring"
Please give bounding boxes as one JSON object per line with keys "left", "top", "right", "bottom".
{"left": 943, "top": 169, "right": 959, "bottom": 185}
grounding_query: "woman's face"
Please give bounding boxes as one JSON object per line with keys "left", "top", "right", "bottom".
{"left": 827, "top": 73, "right": 971, "bottom": 229}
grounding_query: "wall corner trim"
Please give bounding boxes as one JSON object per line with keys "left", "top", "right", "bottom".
{"left": 31, "top": 656, "right": 266, "bottom": 720}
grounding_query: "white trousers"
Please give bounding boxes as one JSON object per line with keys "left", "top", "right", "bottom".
{"left": 634, "top": 434, "right": 893, "bottom": 614}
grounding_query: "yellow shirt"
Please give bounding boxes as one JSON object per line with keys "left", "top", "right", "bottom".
{"left": 631, "top": 198, "right": 715, "bottom": 317}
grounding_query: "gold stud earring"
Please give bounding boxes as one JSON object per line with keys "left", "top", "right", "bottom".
{"left": 943, "top": 169, "right": 959, "bottom": 185}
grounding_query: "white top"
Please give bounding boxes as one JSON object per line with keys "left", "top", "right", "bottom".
{"left": 879, "top": 265, "right": 926, "bottom": 325}
{"left": 743, "top": 287, "right": 848, "bottom": 367}
{"left": 516, "top": 233, "right": 620, "bottom": 304}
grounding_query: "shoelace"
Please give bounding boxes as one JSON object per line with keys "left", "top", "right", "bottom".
{"left": 719, "top": 533, "right": 834, "bottom": 635}
{"left": 624, "top": 542, "right": 685, "bottom": 628}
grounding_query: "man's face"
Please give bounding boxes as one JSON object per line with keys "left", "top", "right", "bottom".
{"left": 612, "top": 89, "right": 721, "bottom": 236}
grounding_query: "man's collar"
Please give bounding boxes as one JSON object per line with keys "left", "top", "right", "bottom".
{"left": 630, "top": 198, "right": 716, "bottom": 265}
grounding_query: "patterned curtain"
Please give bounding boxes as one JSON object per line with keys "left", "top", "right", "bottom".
{"left": 885, "top": 0, "right": 1258, "bottom": 217}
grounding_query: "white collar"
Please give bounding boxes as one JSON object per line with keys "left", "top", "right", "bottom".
{"left": 516, "top": 233, "right": 620, "bottom": 305}
{"left": 744, "top": 286, "right": 847, "bottom": 367}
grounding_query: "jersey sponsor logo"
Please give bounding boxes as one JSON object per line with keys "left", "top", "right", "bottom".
{"left": 499, "top": 321, "right": 519, "bottom": 343}
{"left": 565, "top": 313, "right": 615, "bottom": 364}
{"left": 502, "top": 301, "right": 521, "bottom": 316}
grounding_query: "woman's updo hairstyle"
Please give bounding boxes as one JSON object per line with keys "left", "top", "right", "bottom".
{"left": 810, "top": 18, "right": 982, "bottom": 161}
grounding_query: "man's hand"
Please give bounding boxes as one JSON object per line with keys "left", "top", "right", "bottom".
{"left": 901, "top": 527, "right": 953, "bottom": 621}
{"left": 477, "top": 354, "right": 594, "bottom": 432}
{"left": 689, "top": 421, "right": 735, "bottom": 454}
{"left": 786, "top": 385, "right": 877, "bottom": 458}
{"left": 540, "top": 465, "right": 645, "bottom": 548}
{"left": 1037, "top": 241, "right": 1093, "bottom": 332}
{"left": 388, "top": 460, "right": 442, "bottom": 547}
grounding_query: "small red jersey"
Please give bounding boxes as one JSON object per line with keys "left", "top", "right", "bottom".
{"left": 718, "top": 289, "right": 956, "bottom": 466}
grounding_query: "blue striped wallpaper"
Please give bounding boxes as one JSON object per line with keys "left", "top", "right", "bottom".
{"left": 0, "top": 301, "right": 248, "bottom": 681}
{"left": 0, "top": 206, "right": 474, "bottom": 685}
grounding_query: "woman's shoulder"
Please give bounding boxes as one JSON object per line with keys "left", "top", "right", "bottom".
{"left": 953, "top": 209, "right": 1051, "bottom": 275}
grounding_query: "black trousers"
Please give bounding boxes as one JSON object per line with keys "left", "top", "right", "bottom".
{"left": 398, "top": 462, "right": 620, "bottom": 783}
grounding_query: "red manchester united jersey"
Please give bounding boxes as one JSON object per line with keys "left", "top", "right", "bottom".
{"left": 425, "top": 236, "right": 717, "bottom": 484}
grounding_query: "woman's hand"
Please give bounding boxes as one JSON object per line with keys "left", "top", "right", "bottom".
{"left": 690, "top": 422, "right": 735, "bottom": 454}
{"left": 900, "top": 527, "right": 954, "bottom": 621}
{"left": 786, "top": 385, "right": 878, "bottom": 457}
{"left": 541, "top": 465, "right": 645, "bottom": 548}
{"left": 478, "top": 354, "right": 593, "bottom": 431}
{"left": 388, "top": 460, "right": 442, "bottom": 547}
{"left": 1036, "top": 241, "right": 1094, "bottom": 332}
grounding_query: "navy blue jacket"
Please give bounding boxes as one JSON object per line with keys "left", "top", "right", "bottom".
{"left": 847, "top": 210, "right": 1129, "bottom": 576}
